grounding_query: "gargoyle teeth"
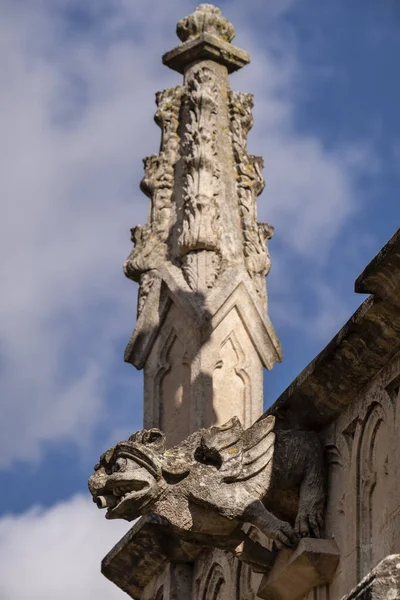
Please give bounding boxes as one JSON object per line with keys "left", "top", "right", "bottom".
{"left": 113, "top": 484, "right": 134, "bottom": 497}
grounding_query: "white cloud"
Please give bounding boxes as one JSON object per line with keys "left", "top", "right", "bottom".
{"left": 229, "top": 28, "right": 375, "bottom": 262}
{"left": 0, "top": 0, "right": 181, "bottom": 466}
{"left": 270, "top": 281, "right": 359, "bottom": 343}
{"left": 0, "top": 0, "right": 376, "bottom": 467}
{"left": 0, "top": 495, "right": 130, "bottom": 600}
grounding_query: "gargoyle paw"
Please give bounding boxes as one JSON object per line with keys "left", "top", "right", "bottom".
{"left": 295, "top": 510, "right": 323, "bottom": 538}
{"left": 273, "top": 520, "right": 299, "bottom": 549}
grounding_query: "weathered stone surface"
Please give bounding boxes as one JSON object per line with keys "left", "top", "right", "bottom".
{"left": 125, "top": 276, "right": 281, "bottom": 446}
{"left": 340, "top": 554, "right": 400, "bottom": 600}
{"left": 100, "top": 515, "right": 170, "bottom": 597}
{"left": 288, "top": 231, "right": 400, "bottom": 600}
{"left": 123, "top": 3, "right": 281, "bottom": 448}
{"left": 89, "top": 0, "right": 400, "bottom": 594}
{"left": 177, "top": 4, "right": 236, "bottom": 44}
{"left": 257, "top": 538, "right": 340, "bottom": 600}
{"left": 355, "top": 228, "right": 400, "bottom": 304}
{"left": 163, "top": 5, "right": 249, "bottom": 74}
{"left": 309, "top": 346, "right": 400, "bottom": 599}
{"left": 162, "top": 32, "right": 250, "bottom": 74}
{"left": 89, "top": 414, "right": 327, "bottom": 570}
{"left": 101, "top": 514, "right": 200, "bottom": 598}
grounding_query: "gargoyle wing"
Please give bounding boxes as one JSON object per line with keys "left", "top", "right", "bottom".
{"left": 237, "top": 415, "right": 275, "bottom": 481}
{"left": 200, "top": 416, "right": 276, "bottom": 483}
{"left": 223, "top": 415, "right": 275, "bottom": 483}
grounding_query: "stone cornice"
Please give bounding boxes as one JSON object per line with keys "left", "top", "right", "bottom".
{"left": 162, "top": 32, "right": 250, "bottom": 74}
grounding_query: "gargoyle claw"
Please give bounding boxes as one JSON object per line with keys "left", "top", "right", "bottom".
{"left": 274, "top": 520, "right": 299, "bottom": 549}
{"left": 295, "top": 511, "right": 324, "bottom": 538}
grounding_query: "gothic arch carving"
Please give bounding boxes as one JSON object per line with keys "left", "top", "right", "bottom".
{"left": 324, "top": 443, "right": 346, "bottom": 587}
{"left": 154, "top": 327, "right": 191, "bottom": 446}
{"left": 356, "top": 402, "right": 391, "bottom": 579}
{"left": 197, "top": 553, "right": 233, "bottom": 600}
{"left": 325, "top": 445, "right": 346, "bottom": 518}
{"left": 212, "top": 330, "right": 251, "bottom": 426}
{"left": 341, "top": 417, "right": 359, "bottom": 462}
{"left": 202, "top": 564, "right": 225, "bottom": 600}
{"left": 385, "top": 372, "right": 400, "bottom": 411}
{"left": 155, "top": 585, "right": 164, "bottom": 600}
{"left": 236, "top": 560, "right": 260, "bottom": 600}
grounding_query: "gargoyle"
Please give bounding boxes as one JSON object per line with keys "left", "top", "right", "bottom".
{"left": 89, "top": 416, "right": 325, "bottom": 569}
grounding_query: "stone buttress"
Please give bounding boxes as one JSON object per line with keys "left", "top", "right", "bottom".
{"left": 124, "top": 4, "right": 282, "bottom": 447}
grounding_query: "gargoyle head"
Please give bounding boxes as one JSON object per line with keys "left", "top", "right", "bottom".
{"left": 88, "top": 429, "right": 167, "bottom": 521}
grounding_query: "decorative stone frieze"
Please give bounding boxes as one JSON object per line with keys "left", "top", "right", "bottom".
{"left": 229, "top": 90, "right": 273, "bottom": 297}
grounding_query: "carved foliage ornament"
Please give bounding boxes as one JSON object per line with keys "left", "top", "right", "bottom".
{"left": 124, "top": 87, "right": 183, "bottom": 311}
{"left": 179, "top": 66, "right": 222, "bottom": 292}
{"left": 229, "top": 91, "right": 273, "bottom": 283}
{"left": 177, "top": 4, "right": 235, "bottom": 44}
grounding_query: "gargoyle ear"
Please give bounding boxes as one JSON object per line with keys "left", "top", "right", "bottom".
{"left": 128, "top": 430, "right": 145, "bottom": 443}
{"left": 128, "top": 429, "right": 166, "bottom": 451}
{"left": 144, "top": 429, "right": 166, "bottom": 450}
{"left": 144, "top": 429, "right": 164, "bottom": 443}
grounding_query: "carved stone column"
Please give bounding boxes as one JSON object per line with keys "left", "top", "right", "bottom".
{"left": 124, "top": 4, "right": 282, "bottom": 447}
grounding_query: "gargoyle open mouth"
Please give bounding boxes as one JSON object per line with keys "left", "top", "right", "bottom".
{"left": 96, "top": 479, "right": 151, "bottom": 517}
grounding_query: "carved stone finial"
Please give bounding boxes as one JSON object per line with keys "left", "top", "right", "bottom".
{"left": 177, "top": 4, "right": 235, "bottom": 43}
{"left": 163, "top": 4, "right": 249, "bottom": 74}
{"left": 124, "top": 3, "right": 282, "bottom": 447}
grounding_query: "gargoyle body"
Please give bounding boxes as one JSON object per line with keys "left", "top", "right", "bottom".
{"left": 89, "top": 416, "right": 325, "bottom": 569}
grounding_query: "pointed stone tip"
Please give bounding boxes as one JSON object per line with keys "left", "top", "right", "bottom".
{"left": 177, "top": 4, "right": 235, "bottom": 44}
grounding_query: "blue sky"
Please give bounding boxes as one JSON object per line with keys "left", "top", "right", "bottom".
{"left": 0, "top": 0, "right": 399, "bottom": 597}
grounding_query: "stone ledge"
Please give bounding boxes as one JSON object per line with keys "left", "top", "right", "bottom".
{"left": 257, "top": 538, "right": 340, "bottom": 600}
{"left": 355, "top": 228, "right": 400, "bottom": 304}
{"left": 162, "top": 32, "right": 250, "bottom": 74}
{"left": 101, "top": 514, "right": 200, "bottom": 598}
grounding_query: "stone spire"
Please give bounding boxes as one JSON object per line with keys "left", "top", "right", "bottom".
{"left": 124, "top": 4, "right": 282, "bottom": 447}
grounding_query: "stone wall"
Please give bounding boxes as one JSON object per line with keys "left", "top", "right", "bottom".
{"left": 141, "top": 547, "right": 264, "bottom": 600}
{"left": 140, "top": 342, "right": 399, "bottom": 600}
{"left": 140, "top": 230, "right": 400, "bottom": 600}
{"left": 318, "top": 349, "right": 400, "bottom": 599}
{"left": 268, "top": 228, "right": 400, "bottom": 600}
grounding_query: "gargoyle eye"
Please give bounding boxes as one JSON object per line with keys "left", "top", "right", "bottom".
{"left": 113, "top": 457, "right": 127, "bottom": 473}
